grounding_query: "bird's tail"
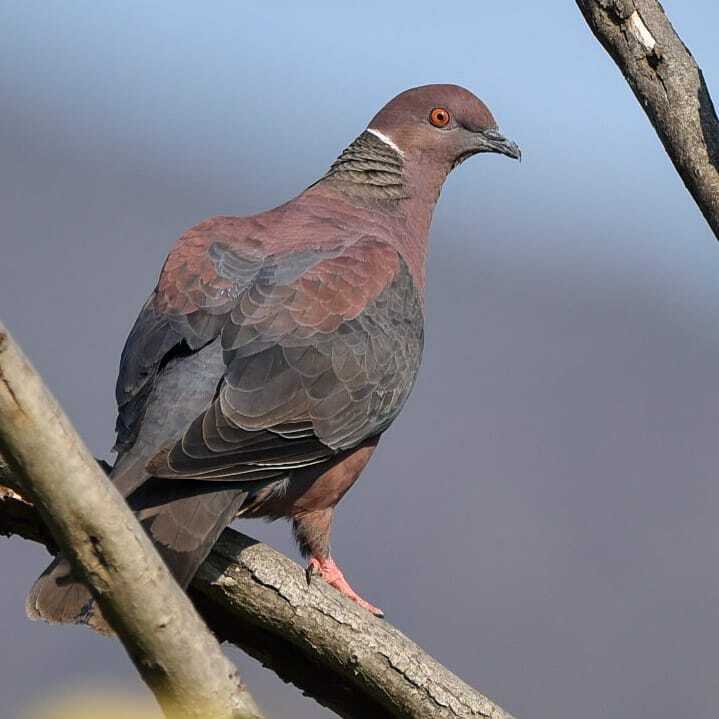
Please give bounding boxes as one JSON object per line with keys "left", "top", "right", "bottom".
{"left": 26, "top": 460, "right": 248, "bottom": 632}
{"left": 26, "top": 556, "right": 111, "bottom": 632}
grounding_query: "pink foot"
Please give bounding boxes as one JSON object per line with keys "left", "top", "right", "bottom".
{"left": 306, "top": 556, "right": 383, "bottom": 617}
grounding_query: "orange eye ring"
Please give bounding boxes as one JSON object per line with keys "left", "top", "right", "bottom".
{"left": 430, "top": 107, "right": 451, "bottom": 128}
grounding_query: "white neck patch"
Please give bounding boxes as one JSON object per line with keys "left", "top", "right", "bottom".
{"left": 366, "top": 127, "right": 404, "bottom": 157}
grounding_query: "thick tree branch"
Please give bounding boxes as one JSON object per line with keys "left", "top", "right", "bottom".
{"left": 576, "top": 0, "right": 719, "bottom": 240}
{"left": 1, "top": 477, "right": 515, "bottom": 719}
{"left": 195, "top": 533, "right": 514, "bottom": 719}
{"left": 0, "top": 323, "right": 265, "bottom": 719}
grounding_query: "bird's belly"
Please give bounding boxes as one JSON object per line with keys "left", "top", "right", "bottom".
{"left": 239, "top": 435, "right": 380, "bottom": 520}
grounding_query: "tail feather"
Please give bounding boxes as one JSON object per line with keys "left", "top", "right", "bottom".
{"left": 26, "top": 557, "right": 111, "bottom": 633}
{"left": 26, "top": 478, "right": 248, "bottom": 632}
{"left": 130, "top": 479, "right": 248, "bottom": 589}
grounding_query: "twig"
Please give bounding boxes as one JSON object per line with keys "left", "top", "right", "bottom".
{"left": 576, "top": 0, "right": 719, "bottom": 239}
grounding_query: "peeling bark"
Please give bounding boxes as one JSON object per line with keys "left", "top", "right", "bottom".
{"left": 576, "top": 0, "right": 719, "bottom": 239}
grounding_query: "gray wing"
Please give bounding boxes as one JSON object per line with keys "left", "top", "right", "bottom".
{"left": 116, "top": 234, "right": 423, "bottom": 484}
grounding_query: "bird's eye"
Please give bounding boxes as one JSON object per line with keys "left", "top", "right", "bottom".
{"left": 429, "top": 107, "right": 451, "bottom": 128}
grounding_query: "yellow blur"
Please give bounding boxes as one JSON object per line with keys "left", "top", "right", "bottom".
{"left": 23, "top": 688, "right": 159, "bottom": 719}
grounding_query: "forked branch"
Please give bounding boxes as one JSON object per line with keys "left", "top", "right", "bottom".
{"left": 0, "top": 324, "right": 514, "bottom": 719}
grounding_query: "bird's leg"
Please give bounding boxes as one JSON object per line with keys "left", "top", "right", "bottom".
{"left": 293, "top": 509, "right": 383, "bottom": 617}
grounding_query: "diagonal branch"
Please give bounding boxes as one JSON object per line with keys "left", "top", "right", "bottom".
{"left": 575, "top": 0, "right": 719, "bottom": 240}
{"left": 1, "top": 472, "right": 515, "bottom": 719}
{"left": 0, "top": 322, "right": 266, "bottom": 719}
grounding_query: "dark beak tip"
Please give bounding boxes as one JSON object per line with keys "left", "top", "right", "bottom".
{"left": 478, "top": 128, "right": 522, "bottom": 162}
{"left": 497, "top": 136, "right": 522, "bottom": 162}
{"left": 494, "top": 140, "right": 522, "bottom": 162}
{"left": 499, "top": 140, "right": 522, "bottom": 161}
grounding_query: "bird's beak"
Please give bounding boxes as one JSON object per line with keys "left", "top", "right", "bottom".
{"left": 472, "top": 128, "right": 522, "bottom": 160}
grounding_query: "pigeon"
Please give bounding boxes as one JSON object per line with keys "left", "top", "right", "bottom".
{"left": 27, "top": 84, "right": 520, "bottom": 625}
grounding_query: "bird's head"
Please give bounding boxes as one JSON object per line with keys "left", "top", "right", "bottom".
{"left": 367, "top": 84, "right": 520, "bottom": 171}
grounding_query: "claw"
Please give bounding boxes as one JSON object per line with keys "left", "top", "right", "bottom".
{"left": 305, "top": 561, "right": 319, "bottom": 587}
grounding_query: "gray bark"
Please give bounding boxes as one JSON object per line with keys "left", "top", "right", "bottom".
{"left": 575, "top": 0, "right": 719, "bottom": 240}
{"left": 1, "top": 464, "right": 515, "bottom": 719}
{"left": 0, "top": 322, "right": 265, "bottom": 719}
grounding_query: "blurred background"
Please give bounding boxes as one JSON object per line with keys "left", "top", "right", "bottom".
{"left": 2, "top": 1, "right": 719, "bottom": 717}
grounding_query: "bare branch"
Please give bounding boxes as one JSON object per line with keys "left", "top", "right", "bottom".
{"left": 576, "top": 0, "right": 719, "bottom": 239}
{"left": 0, "top": 322, "right": 265, "bottom": 719}
{"left": 1, "top": 480, "right": 515, "bottom": 719}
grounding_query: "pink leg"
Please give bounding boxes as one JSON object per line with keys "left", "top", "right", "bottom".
{"left": 306, "top": 556, "right": 383, "bottom": 617}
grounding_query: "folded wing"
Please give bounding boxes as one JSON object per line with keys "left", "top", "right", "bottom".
{"left": 116, "top": 223, "right": 424, "bottom": 485}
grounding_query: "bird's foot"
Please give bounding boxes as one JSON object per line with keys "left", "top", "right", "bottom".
{"left": 306, "top": 556, "right": 383, "bottom": 617}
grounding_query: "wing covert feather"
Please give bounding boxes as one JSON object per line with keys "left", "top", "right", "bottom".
{"left": 116, "top": 220, "right": 423, "bottom": 483}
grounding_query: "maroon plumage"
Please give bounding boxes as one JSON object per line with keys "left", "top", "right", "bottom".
{"left": 28, "top": 84, "right": 520, "bottom": 624}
